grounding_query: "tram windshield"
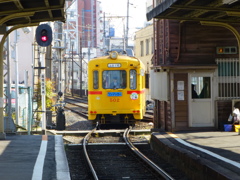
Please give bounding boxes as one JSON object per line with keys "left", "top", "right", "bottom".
{"left": 102, "top": 70, "right": 127, "bottom": 89}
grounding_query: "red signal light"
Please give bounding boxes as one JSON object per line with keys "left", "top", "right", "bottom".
{"left": 41, "top": 36, "right": 48, "bottom": 42}
{"left": 36, "top": 24, "right": 52, "bottom": 47}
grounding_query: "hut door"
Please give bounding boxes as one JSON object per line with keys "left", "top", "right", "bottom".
{"left": 189, "top": 73, "right": 214, "bottom": 127}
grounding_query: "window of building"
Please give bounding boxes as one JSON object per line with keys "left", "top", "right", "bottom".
{"left": 146, "top": 39, "right": 149, "bottom": 55}
{"left": 140, "top": 41, "right": 144, "bottom": 57}
{"left": 145, "top": 73, "right": 149, "bottom": 89}
{"left": 151, "top": 37, "right": 154, "bottom": 54}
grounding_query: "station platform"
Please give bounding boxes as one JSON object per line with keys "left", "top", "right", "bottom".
{"left": 0, "top": 135, "right": 70, "bottom": 180}
{"left": 151, "top": 131, "right": 240, "bottom": 179}
{"left": 1, "top": 131, "right": 239, "bottom": 180}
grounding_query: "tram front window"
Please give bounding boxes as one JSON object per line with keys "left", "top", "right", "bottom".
{"left": 102, "top": 70, "right": 126, "bottom": 89}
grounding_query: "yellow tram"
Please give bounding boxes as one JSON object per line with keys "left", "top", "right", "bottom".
{"left": 88, "top": 51, "right": 146, "bottom": 125}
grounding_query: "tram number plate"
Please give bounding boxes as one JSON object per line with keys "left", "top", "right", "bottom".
{"left": 108, "top": 92, "right": 122, "bottom": 97}
{"left": 110, "top": 98, "right": 120, "bottom": 102}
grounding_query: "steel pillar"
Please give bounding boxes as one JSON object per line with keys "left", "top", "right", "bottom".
{"left": 0, "top": 22, "right": 38, "bottom": 139}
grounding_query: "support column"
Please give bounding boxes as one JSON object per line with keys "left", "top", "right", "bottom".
{"left": 0, "top": 22, "right": 38, "bottom": 139}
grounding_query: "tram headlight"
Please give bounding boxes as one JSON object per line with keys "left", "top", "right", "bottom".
{"left": 110, "top": 51, "right": 118, "bottom": 60}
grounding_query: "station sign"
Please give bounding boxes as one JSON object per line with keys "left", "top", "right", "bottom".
{"left": 41, "top": 73, "right": 46, "bottom": 95}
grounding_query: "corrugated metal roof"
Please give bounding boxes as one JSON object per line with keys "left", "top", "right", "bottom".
{"left": 0, "top": 0, "right": 65, "bottom": 26}
{"left": 147, "top": 0, "right": 240, "bottom": 23}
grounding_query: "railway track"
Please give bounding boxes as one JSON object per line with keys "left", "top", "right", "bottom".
{"left": 65, "top": 128, "right": 188, "bottom": 180}
{"left": 64, "top": 95, "right": 88, "bottom": 119}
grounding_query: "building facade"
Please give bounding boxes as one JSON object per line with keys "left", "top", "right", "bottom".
{"left": 134, "top": 24, "right": 153, "bottom": 101}
{"left": 148, "top": 1, "right": 240, "bottom": 131}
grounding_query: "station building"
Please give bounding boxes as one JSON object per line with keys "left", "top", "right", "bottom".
{"left": 147, "top": 0, "right": 240, "bottom": 131}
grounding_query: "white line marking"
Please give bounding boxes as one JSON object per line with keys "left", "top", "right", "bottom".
{"left": 55, "top": 135, "right": 71, "bottom": 180}
{"left": 31, "top": 140, "right": 48, "bottom": 180}
{"left": 175, "top": 137, "right": 240, "bottom": 168}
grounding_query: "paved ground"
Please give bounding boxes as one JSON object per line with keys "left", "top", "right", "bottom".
{"left": 0, "top": 135, "right": 70, "bottom": 180}
{"left": 151, "top": 130, "right": 240, "bottom": 179}
{"left": 174, "top": 131, "right": 240, "bottom": 162}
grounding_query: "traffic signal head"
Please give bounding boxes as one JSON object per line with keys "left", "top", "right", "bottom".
{"left": 36, "top": 24, "right": 52, "bottom": 47}
{"left": 41, "top": 29, "right": 48, "bottom": 42}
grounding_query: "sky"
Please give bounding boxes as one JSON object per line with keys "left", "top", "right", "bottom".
{"left": 99, "top": 0, "right": 147, "bottom": 40}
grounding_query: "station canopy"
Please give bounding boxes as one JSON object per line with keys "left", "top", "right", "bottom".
{"left": 0, "top": 0, "right": 65, "bottom": 26}
{"left": 147, "top": 0, "right": 240, "bottom": 23}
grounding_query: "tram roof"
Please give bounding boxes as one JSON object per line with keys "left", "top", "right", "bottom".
{"left": 89, "top": 55, "right": 143, "bottom": 65}
{"left": 147, "top": 0, "right": 240, "bottom": 24}
{"left": 0, "top": 0, "right": 65, "bottom": 27}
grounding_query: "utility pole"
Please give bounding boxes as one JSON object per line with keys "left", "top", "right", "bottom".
{"left": 123, "top": 21, "right": 126, "bottom": 51}
{"left": 126, "top": 0, "right": 129, "bottom": 49}
{"left": 87, "top": 24, "right": 91, "bottom": 62}
{"left": 104, "top": 16, "right": 127, "bottom": 50}
{"left": 71, "top": 41, "right": 74, "bottom": 97}
{"left": 103, "top": 12, "right": 106, "bottom": 53}
{"left": 79, "top": 37, "right": 82, "bottom": 97}
{"left": 64, "top": 56, "right": 67, "bottom": 94}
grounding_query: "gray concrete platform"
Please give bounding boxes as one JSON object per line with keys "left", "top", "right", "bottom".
{"left": 0, "top": 135, "right": 70, "bottom": 180}
{"left": 151, "top": 130, "right": 240, "bottom": 180}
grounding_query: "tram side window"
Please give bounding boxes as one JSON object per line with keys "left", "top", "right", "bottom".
{"left": 130, "top": 69, "right": 137, "bottom": 89}
{"left": 93, "top": 71, "right": 99, "bottom": 89}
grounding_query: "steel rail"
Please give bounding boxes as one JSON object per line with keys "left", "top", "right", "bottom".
{"left": 65, "top": 95, "right": 88, "bottom": 104}
{"left": 83, "top": 128, "right": 99, "bottom": 180}
{"left": 64, "top": 106, "right": 88, "bottom": 119}
{"left": 123, "top": 127, "right": 175, "bottom": 180}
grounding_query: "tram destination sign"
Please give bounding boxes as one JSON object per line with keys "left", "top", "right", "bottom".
{"left": 108, "top": 63, "right": 121, "bottom": 68}
{"left": 108, "top": 92, "right": 122, "bottom": 97}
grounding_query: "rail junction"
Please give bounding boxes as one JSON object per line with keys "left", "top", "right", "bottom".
{"left": 63, "top": 128, "right": 187, "bottom": 180}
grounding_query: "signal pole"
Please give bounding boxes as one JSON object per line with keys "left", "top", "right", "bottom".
{"left": 40, "top": 51, "right": 46, "bottom": 135}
